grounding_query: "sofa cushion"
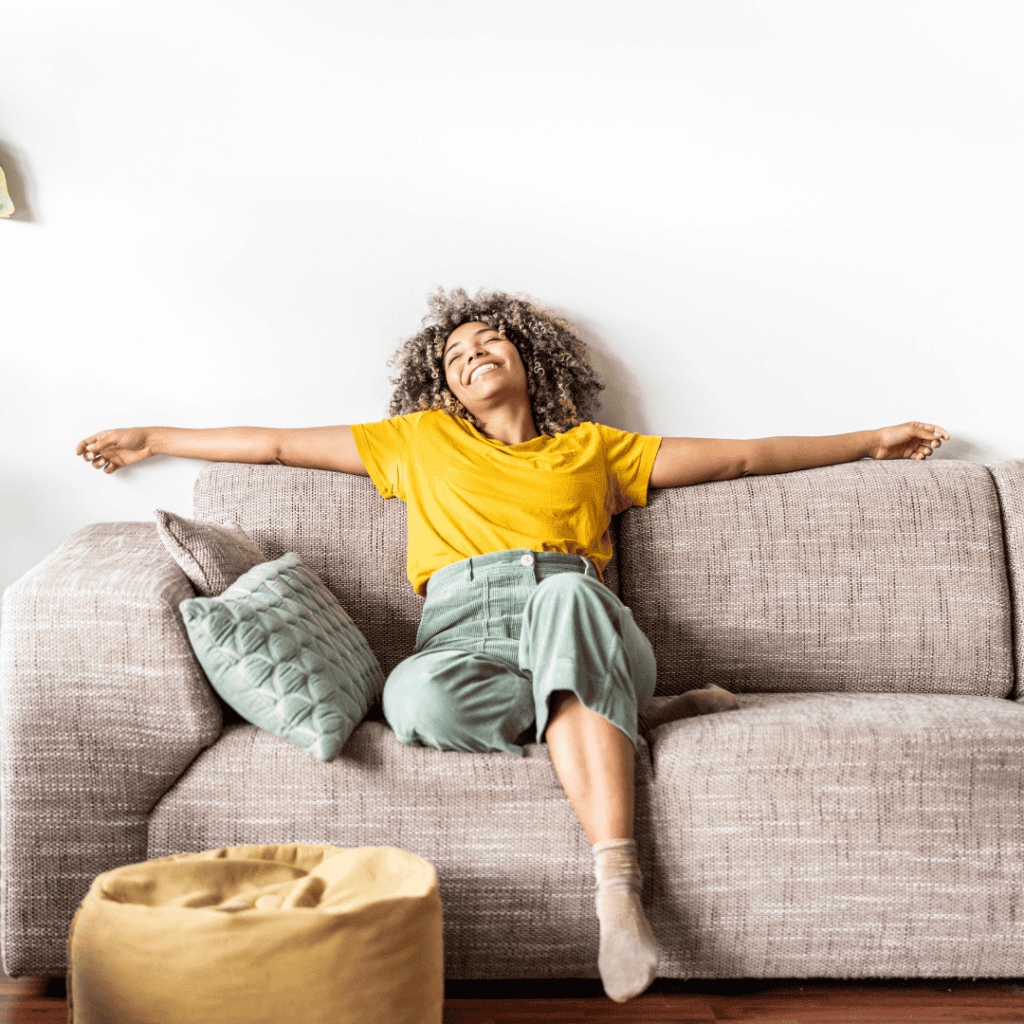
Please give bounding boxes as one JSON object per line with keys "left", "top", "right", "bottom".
{"left": 618, "top": 460, "right": 1013, "bottom": 697}
{"left": 146, "top": 718, "right": 655, "bottom": 980}
{"left": 155, "top": 509, "right": 266, "bottom": 597}
{"left": 642, "top": 690, "right": 1024, "bottom": 978}
{"left": 179, "top": 552, "right": 385, "bottom": 761}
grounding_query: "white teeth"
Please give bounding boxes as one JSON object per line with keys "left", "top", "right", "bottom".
{"left": 470, "top": 364, "right": 498, "bottom": 384}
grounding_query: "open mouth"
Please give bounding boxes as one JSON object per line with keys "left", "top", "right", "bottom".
{"left": 469, "top": 364, "right": 500, "bottom": 384}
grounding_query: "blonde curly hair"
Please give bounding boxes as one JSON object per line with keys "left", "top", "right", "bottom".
{"left": 385, "top": 286, "right": 606, "bottom": 436}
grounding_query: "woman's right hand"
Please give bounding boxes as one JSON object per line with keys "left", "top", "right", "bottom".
{"left": 75, "top": 428, "right": 154, "bottom": 473}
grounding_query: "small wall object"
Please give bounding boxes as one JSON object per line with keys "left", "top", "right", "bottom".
{"left": 0, "top": 163, "right": 12, "bottom": 218}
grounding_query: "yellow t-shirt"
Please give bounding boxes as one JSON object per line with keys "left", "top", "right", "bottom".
{"left": 350, "top": 410, "right": 663, "bottom": 596}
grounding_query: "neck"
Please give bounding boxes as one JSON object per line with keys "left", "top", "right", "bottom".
{"left": 467, "top": 405, "right": 540, "bottom": 446}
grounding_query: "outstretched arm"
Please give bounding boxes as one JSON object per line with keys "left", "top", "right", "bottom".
{"left": 747, "top": 421, "right": 949, "bottom": 476}
{"left": 649, "top": 422, "right": 950, "bottom": 488}
{"left": 76, "top": 426, "right": 280, "bottom": 472}
{"left": 76, "top": 424, "right": 369, "bottom": 476}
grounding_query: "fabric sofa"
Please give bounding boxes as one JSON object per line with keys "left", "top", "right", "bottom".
{"left": 3, "top": 455, "right": 1024, "bottom": 980}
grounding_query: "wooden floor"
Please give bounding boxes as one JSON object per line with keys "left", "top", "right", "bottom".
{"left": 4, "top": 975, "right": 1024, "bottom": 1022}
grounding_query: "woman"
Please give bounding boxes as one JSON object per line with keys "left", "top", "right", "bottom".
{"left": 76, "top": 285, "right": 949, "bottom": 1003}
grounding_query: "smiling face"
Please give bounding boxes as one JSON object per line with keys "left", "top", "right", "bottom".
{"left": 442, "top": 320, "right": 531, "bottom": 413}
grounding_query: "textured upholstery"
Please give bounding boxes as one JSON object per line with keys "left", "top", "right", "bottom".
{"left": 646, "top": 689, "right": 1024, "bottom": 978}
{"left": 0, "top": 523, "right": 222, "bottom": 974}
{"left": 3, "top": 456, "right": 1024, "bottom": 980}
{"left": 153, "top": 509, "right": 267, "bottom": 597}
{"left": 619, "top": 459, "right": 1013, "bottom": 697}
{"left": 146, "top": 720, "right": 654, "bottom": 980}
{"left": 987, "top": 458, "right": 1024, "bottom": 702}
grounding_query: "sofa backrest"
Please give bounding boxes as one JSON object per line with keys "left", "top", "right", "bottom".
{"left": 194, "top": 458, "right": 1021, "bottom": 700}
{"left": 618, "top": 458, "right": 1019, "bottom": 698}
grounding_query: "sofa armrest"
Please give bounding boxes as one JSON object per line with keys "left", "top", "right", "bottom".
{"left": 0, "top": 522, "right": 223, "bottom": 976}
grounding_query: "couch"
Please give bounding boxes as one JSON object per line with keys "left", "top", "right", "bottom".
{"left": 3, "top": 455, "right": 1024, "bottom": 980}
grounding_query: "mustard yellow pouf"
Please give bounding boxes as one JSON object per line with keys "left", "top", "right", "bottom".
{"left": 67, "top": 843, "right": 444, "bottom": 1024}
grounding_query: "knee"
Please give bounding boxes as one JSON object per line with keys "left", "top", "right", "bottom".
{"left": 382, "top": 666, "right": 455, "bottom": 740}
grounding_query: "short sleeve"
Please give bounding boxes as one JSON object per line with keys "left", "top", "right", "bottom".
{"left": 593, "top": 423, "right": 663, "bottom": 510}
{"left": 349, "top": 413, "right": 421, "bottom": 502}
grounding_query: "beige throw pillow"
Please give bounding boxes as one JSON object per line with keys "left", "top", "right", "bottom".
{"left": 155, "top": 509, "right": 267, "bottom": 597}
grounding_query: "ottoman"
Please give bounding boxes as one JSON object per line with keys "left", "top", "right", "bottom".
{"left": 67, "top": 843, "right": 444, "bottom": 1024}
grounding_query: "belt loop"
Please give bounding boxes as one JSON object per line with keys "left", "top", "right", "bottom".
{"left": 466, "top": 556, "right": 474, "bottom": 583}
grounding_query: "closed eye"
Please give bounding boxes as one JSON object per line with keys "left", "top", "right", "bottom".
{"left": 447, "top": 336, "right": 499, "bottom": 366}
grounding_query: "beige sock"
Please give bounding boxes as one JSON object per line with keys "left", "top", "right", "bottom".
{"left": 591, "top": 838, "right": 659, "bottom": 1003}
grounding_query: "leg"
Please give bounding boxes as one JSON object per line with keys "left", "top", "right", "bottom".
{"left": 545, "top": 688, "right": 659, "bottom": 1004}
{"left": 521, "top": 570, "right": 660, "bottom": 1003}
{"left": 544, "top": 690, "right": 635, "bottom": 844}
{"left": 522, "top": 573, "right": 655, "bottom": 843}
{"left": 382, "top": 649, "right": 534, "bottom": 757}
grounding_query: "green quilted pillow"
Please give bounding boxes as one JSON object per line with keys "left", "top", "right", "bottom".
{"left": 179, "top": 552, "right": 385, "bottom": 761}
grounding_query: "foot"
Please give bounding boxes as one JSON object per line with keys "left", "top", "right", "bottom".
{"left": 592, "top": 839, "right": 659, "bottom": 1003}
{"left": 640, "top": 684, "right": 739, "bottom": 729}
{"left": 597, "top": 885, "right": 659, "bottom": 1002}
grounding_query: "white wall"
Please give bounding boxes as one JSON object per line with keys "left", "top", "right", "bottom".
{"left": 2, "top": 0, "right": 1022, "bottom": 597}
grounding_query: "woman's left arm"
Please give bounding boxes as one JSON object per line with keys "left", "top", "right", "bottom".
{"left": 648, "top": 422, "right": 950, "bottom": 488}
{"left": 746, "top": 421, "right": 950, "bottom": 477}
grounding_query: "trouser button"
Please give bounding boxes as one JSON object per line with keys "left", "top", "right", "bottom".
{"left": 520, "top": 553, "right": 535, "bottom": 566}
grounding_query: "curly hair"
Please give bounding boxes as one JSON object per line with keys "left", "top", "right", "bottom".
{"left": 385, "top": 286, "right": 606, "bottom": 437}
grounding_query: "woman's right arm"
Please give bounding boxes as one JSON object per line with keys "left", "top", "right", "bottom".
{"left": 76, "top": 425, "right": 368, "bottom": 476}
{"left": 274, "top": 426, "right": 369, "bottom": 475}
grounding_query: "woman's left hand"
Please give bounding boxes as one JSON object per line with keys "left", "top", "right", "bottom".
{"left": 871, "top": 422, "right": 950, "bottom": 460}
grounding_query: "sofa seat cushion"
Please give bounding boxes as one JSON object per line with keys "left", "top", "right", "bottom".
{"left": 146, "top": 720, "right": 653, "bottom": 980}
{"left": 644, "top": 690, "right": 1024, "bottom": 979}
